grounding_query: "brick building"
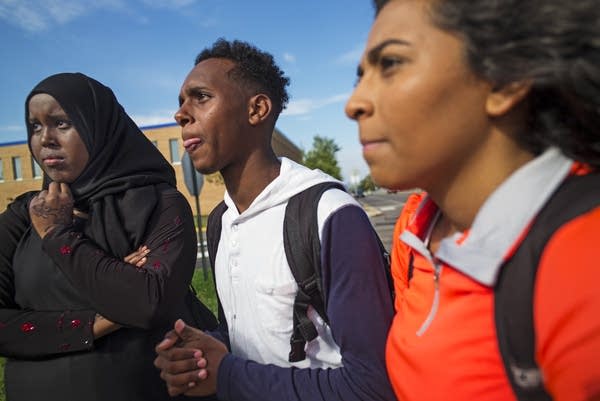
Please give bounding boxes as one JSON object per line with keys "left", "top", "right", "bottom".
{"left": 0, "top": 122, "right": 302, "bottom": 214}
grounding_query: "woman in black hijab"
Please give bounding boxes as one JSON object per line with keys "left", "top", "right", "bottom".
{"left": 0, "top": 72, "right": 216, "bottom": 401}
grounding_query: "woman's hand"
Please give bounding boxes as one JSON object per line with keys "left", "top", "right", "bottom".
{"left": 29, "top": 182, "right": 74, "bottom": 238}
{"left": 124, "top": 245, "right": 150, "bottom": 268}
{"left": 92, "top": 314, "right": 121, "bottom": 339}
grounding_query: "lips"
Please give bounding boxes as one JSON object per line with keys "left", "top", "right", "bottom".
{"left": 41, "top": 154, "right": 65, "bottom": 167}
{"left": 360, "top": 137, "right": 386, "bottom": 150}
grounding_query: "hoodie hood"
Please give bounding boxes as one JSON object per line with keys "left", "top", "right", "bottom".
{"left": 223, "top": 157, "right": 343, "bottom": 221}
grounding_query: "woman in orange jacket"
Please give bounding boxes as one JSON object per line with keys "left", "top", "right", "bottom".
{"left": 345, "top": 1, "right": 600, "bottom": 400}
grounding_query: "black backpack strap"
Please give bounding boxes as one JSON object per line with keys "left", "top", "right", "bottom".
{"left": 495, "top": 172, "right": 600, "bottom": 401}
{"left": 185, "top": 284, "right": 218, "bottom": 330}
{"left": 283, "top": 181, "right": 346, "bottom": 362}
{"left": 374, "top": 228, "right": 394, "bottom": 300}
{"left": 207, "top": 201, "right": 229, "bottom": 332}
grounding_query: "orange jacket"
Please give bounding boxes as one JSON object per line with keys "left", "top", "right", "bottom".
{"left": 386, "top": 171, "right": 600, "bottom": 400}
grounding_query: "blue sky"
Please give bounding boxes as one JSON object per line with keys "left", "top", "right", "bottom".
{"left": 0, "top": 0, "right": 376, "bottom": 182}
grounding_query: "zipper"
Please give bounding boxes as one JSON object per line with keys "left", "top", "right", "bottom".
{"left": 400, "top": 209, "right": 443, "bottom": 337}
{"left": 416, "top": 257, "right": 442, "bottom": 336}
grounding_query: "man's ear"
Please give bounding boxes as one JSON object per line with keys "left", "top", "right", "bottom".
{"left": 248, "top": 94, "right": 272, "bottom": 125}
{"left": 486, "top": 80, "right": 532, "bottom": 117}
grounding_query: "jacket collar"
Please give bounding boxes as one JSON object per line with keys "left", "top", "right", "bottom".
{"left": 401, "top": 147, "right": 573, "bottom": 286}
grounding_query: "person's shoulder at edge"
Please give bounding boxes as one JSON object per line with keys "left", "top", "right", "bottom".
{"left": 391, "top": 190, "right": 427, "bottom": 249}
{"left": 390, "top": 191, "right": 426, "bottom": 295}
{"left": 533, "top": 203, "right": 600, "bottom": 401}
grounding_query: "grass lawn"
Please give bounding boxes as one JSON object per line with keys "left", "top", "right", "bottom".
{"left": 0, "top": 268, "right": 217, "bottom": 401}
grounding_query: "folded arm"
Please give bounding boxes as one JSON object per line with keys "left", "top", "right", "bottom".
{"left": 41, "top": 189, "right": 197, "bottom": 329}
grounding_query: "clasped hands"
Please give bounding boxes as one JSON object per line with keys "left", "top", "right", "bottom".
{"left": 154, "top": 319, "right": 229, "bottom": 397}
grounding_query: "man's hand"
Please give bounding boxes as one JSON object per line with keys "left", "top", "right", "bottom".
{"left": 29, "top": 182, "right": 74, "bottom": 238}
{"left": 154, "top": 319, "right": 228, "bottom": 397}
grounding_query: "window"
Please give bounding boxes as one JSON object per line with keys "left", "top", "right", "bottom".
{"left": 31, "top": 157, "right": 43, "bottom": 179}
{"left": 12, "top": 156, "right": 22, "bottom": 180}
{"left": 169, "top": 139, "right": 180, "bottom": 164}
{"left": 0, "top": 158, "right": 4, "bottom": 181}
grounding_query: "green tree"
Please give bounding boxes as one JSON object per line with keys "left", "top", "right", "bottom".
{"left": 303, "top": 135, "right": 342, "bottom": 180}
{"left": 359, "top": 174, "right": 377, "bottom": 192}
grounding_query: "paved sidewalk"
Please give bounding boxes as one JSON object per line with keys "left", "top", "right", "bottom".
{"left": 360, "top": 202, "right": 383, "bottom": 218}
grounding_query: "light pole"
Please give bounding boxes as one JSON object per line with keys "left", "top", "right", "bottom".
{"left": 182, "top": 152, "right": 208, "bottom": 279}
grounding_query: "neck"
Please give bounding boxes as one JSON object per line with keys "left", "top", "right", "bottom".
{"left": 221, "top": 149, "right": 281, "bottom": 213}
{"left": 429, "top": 129, "right": 535, "bottom": 233}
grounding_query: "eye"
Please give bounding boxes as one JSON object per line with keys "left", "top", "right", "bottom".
{"left": 29, "top": 121, "right": 42, "bottom": 133}
{"left": 354, "top": 65, "right": 364, "bottom": 87}
{"left": 194, "top": 92, "right": 210, "bottom": 102}
{"left": 56, "top": 119, "right": 72, "bottom": 129}
{"left": 379, "top": 55, "right": 405, "bottom": 72}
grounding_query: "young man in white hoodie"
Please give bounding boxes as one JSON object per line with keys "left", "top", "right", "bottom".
{"left": 154, "top": 38, "right": 396, "bottom": 401}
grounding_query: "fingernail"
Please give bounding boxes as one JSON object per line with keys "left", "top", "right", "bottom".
{"left": 188, "top": 382, "right": 196, "bottom": 388}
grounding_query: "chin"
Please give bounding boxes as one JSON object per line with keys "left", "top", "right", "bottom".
{"left": 45, "top": 172, "right": 76, "bottom": 184}
{"left": 370, "top": 168, "right": 414, "bottom": 191}
{"left": 191, "top": 160, "right": 210, "bottom": 174}
{"left": 367, "top": 162, "right": 392, "bottom": 187}
{"left": 193, "top": 163, "right": 218, "bottom": 175}
{"left": 192, "top": 159, "right": 214, "bottom": 173}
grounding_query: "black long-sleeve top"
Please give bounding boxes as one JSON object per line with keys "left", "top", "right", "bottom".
{"left": 0, "top": 186, "right": 203, "bottom": 401}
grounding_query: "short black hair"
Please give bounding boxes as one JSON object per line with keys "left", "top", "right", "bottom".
{"left": 373, "top": 0, "right": 600, "bottom": 166}
{"left": 195, "top": 38, "right": 290, "bottom": 119}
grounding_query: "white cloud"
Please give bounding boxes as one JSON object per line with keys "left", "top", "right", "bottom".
{"left": 336, "top": 44, "right": 365, "bottom": 65}
{"left": 282, "top": 93, "right": 349, "bottom": 117}
{"left": 283, "top": 99, "right": 314, "bottom": 116}
{"left": 46, "top": 1, "right": 87, "bottom": 24}
{"left": 0, "top": 0, "right": 210, "bottom": 32}
{"left": 131, "top": 111, "right": 176, "bottom": 127}
{"left": 0, "top": 125, "right": 23, "bottom": 132}
{"left": 0, "top": 0, "right": 124, "bottom": 32}
{"left": 136, "top": 0, "right": 220, "bottom": 28}
{"left": 282, "top": 52, "right": 296, "bottom": 64}
{"left": 0, "top": 1, "right": 45, "bottom": 31}
{"left": 139, "top": 0, "right": 197, "bottom": 8}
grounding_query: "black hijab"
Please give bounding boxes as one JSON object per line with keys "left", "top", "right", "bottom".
{"left": 24, "top": 72, "right": 177, "bottom": 258}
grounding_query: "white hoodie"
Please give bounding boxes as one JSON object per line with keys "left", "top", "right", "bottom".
{"left": 214, "top": 157, "right": 360, "bottom": 368}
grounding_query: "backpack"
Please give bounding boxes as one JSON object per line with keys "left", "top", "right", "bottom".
{"left": 406, "top": 172, "right": 600, "bottom": 401}
{"left": 206, "top": 181, "right": 393, "bottom": 362}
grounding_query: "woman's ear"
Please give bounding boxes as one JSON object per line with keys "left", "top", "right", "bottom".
{"left": 486, "top": 80, "right": 532, "bottom": 117}
{"left": 248, "top": 94, "right": 272, "bottom": 125}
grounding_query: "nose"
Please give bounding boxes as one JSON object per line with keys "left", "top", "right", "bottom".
{"left": 39, "top": 127, "right": 57, "bottom": 147}
{"left": 174, "top": 103, "right": 191, "bottom": 127}
{"left": 345, "top": 85, "right": 373, "bottom": 121}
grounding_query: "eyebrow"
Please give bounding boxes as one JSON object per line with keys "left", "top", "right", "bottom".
{"left": 356, "top": 38, "right": 411, "bottom": 78}
{"left": 179, "top": 86, "right": 207, "bottom": 106}
{"left": 366, "top": 38, "right": 412, "bottom": 65}
{"left": 27, "top": 111, "right": 69, "bottom": 121}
